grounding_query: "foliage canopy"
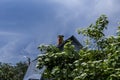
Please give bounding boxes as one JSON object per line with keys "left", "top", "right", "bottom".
{"left": 37, "top": 15, "right": 120, "bottom": 80}
{"left": 0, "top": 62, "right": 28, "bottom": 80}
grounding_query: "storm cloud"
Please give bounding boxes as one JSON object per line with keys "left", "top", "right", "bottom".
{"left": 0, "top": 0, "right": 120, "bottom": 64}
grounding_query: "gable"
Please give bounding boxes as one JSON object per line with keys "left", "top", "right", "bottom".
{"left": 57, "top": 35, "right": 83, "bottom": 50}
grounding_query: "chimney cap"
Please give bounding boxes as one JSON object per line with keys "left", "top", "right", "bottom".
{"left": 58, "top": 35, "right": 64, "bottom": 38}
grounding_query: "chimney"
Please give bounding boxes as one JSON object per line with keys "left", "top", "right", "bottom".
{"left": 57, "top": 35, "right": 64, "bottom": 45}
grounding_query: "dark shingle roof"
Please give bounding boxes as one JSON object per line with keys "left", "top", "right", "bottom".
{"left": 57, "top": 35, "right": 83, "bottom": 50}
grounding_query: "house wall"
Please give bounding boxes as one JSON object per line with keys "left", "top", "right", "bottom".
{"left": 23, "top": 60, "right": 45, "bottom": 80}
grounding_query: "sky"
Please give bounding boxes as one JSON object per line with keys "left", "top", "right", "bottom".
{"left": 0, "top": 0, "right": 120, "bottom": 64}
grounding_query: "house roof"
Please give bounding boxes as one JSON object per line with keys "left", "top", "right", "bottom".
{"left": 23, "top": 60, "right": 45, "bottom": 80}
{"left": 24, "top": 35, "right": 83, "bottom": 80}
{"left": 57, "top": 35, "right": 83, "bottom": 49}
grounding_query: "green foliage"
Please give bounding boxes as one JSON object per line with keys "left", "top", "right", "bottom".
{"left": 0, "top": 61, "right": 28, "bottom": 80}
{"left": 78, "top": 15, "right": 109, "bottom": 50}
{"left": 37, "top": 41, "right": 79, "bottom": 80}
{"left": 37, "top": 15, "right": 120, "bottom": 80}
{"left": 38, "top": 44, "right": 60, "bottom": 53}
{"left": 78, "top": 15, "right": 108, "bottom": 41}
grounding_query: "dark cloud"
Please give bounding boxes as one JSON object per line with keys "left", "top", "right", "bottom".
{"left": 0, "top": 0, "right": 120, "bottom": 63}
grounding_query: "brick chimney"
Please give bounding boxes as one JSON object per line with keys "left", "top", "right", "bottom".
{"left": 57, "top": 35, "right": 64, "bottom": 45}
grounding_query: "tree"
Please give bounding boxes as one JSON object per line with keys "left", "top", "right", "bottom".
{"left": 0, "top": 61, "right": 28, "bottom": 80}
{"left": 0, "top": 63, "right": 15, "bottom": 80}
{"left": 13, "top": 62, "right": 28, "bottom": 80}
{"left": 37, "top": 15, "right": 120, "bottom": 80}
